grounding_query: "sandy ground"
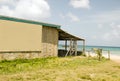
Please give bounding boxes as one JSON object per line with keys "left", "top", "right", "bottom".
{"left": 86, "top": 52, "right": 120, "bottom": 64}
{"left": 103, "top": 54, "right": 120, "bottom": 64}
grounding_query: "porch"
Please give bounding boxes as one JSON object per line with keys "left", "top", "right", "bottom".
{"left": 58, "top": 29, "right": 85, "bottom": 57}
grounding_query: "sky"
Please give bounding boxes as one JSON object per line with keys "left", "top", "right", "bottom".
{"left": 0, "top": 0, "right": 120, "bottom": 47}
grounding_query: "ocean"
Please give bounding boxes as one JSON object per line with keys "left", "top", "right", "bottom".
{"left": 58, "top": 45, "right": 120, "bottom": 56}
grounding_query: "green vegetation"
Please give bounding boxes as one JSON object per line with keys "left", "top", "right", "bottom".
{"left": 0, "top": 56, "right": 120, "bottom": 81}
{"left": 92, "top": 48, "right": 103, "bottom": 61}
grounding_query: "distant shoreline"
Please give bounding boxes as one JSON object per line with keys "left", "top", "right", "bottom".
{"left": 59, "top": 44, "right": 120, "bottom": 48}
{"left": 59, "top": 45, "right": 120, "bottom": 55}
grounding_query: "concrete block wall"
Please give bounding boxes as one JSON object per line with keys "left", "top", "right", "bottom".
{"left": 0, "top": 52, "right": 42, "bottom": 60}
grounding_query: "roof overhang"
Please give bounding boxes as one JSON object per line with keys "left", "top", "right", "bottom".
{"left": 0, "top": 15, "right": 61, "bottom": 29}
{"left": 0, "top": 15, "right": 85, "bottom": 41}
{"left": 58, "top": 29, "right": 85, "bottom": 41}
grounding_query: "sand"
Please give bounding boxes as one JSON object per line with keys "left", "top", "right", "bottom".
{"left": 86, "top": 51, "right": 120, "bottom": 64}
{"left": 103, "top": 54, "right": 120, "bottom": 64}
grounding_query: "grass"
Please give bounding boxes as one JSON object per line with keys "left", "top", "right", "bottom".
{"left": 0, "top": 56, "right": 120, "bottom": 81}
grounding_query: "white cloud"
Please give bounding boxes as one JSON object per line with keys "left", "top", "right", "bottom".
{"left": 92, "top": 35, "right": 97, "bottom": 39}
{"left": 110, "top": 22, "right": 115, "bottom": 28}
{"left": 70, "top": 0, "right": 90, "bottom": 9}
{"left": 98, "top": 24, "right": 103, "bottom": 29}
{"left": 103, "top": 23, "right": 120, "bottom": 42}
{"left": 67, "top": 13, "right": 80, "bottom": 22}
{"left": 0, "top": 0, "right": 50, "bottom": 20}
{"left": 59, "top": 13, "right": 66, "bottom": 19}
{"left": 88, "top": 10, "right": 120, "bottom": 23}
{"left": 60, "top": 13, "right": 80, "bottom": 22}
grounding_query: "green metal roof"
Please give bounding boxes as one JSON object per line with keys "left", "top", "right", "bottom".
{"left": 0, "top": 15, "right": 61, "bottom": 29}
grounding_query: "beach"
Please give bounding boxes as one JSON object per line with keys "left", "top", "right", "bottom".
{"left": 59, "top": 45, "right": 120, "bottom": 64}
{"left": 86, "top": 51, "right": 120, "bottom": 64}
{"left": 103, "top": 54, "right": 120, "bottom": 64}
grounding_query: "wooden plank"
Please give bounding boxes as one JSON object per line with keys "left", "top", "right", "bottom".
{"left": 75, "top": 41, "right": 77, "bottom": 56}
{"left": 83, "top": 40, "right": 85, "bottom": 54}
{"left": 65, "top": 40, "right": 67, "bottom": 50}
{"left": 108, "top": 50, "right": 110, "bottom": 60}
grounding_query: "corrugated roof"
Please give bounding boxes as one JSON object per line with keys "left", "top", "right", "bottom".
{"left": 0, "top": 15, "right": 61, "bottom": 29}
{"left": 0, "top": 15, "right": 84, "bottom": 41}
{"left": 58, "top": 29, "right": 85, "bottom": 41}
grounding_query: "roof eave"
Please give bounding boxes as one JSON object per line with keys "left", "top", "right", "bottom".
{"left": 0, "top": 15, "right": 61, "bottom": 29}
{"left": 58, "top": 29, "right": 85, "bottom": 41}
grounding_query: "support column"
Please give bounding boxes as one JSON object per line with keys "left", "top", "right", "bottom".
{"left": 83, "top": 40, "right": 85, "bottom": 54}
{"left": 65, "top": 39, "right": 72, "bottom": 57}
{"left": 70, "top": 39, "right": 72, "bottom": 56}
{"left": 75, "top": 40, "right": 77, "bottom": 56}
{"left": 108, "top": 50, "right": 110, "bottom": 60}
{"left": 65, "top": 40, "right": 67, "bottom": 50}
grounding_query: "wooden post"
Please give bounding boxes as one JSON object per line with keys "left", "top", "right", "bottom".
{"left": 75, "top": 40, "right": 77, "bottom": 56}
{"left": 65, "top": 39, "right": 72, "bottom": 57}
{"left": 99, "top": 49, "right": 102, "bottom": 61}
{"left": 108, "top": 50, "right": 110, "bottom": 60}
{"left": 65, "top": 40, "right": 67, "bottom": 50}
{"left": 83, "top": 40, "right": 85, "bottom": 54}
{"left": 70, "top": 39, "right": 72, "bottom": 56}
{"left": 65, "top": 39, "right": 78, "bottom": 57}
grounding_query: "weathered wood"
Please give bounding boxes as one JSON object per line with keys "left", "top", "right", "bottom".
{"left": 74, "top": 40, "right": 77, "bottom": 56}
{"left": 65, "top": 39, "right": 78, "bottom": 56}
{"left": 108, "top": 50, "right": 110, "bottom": 60}
{"left": 65, "top": 40, "right": 67, "bottom": 50}
{"left": 65, "top": 39, "right": 72, "bottom": 56}
{"left": 83, "top": 40, "right": 85, "bottom": 54}
{"left": 70, "top": 39, "right": 72, "bottom": 56}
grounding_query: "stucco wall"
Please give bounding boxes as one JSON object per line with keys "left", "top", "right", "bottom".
{"left": 42, "top": 26, "right": 58, "bottom": 57}
{"left": 0, "top": 20, "right": 59, "bottom": 60}
{"left": 0, "top": 20, "right": 42, "bottom": 51}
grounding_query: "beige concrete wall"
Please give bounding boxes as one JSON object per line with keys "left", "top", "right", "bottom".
{"left": 42, "top": 26, "right": 58, "bottom": 57}
{"left": 0, "top": 20, "right": 42, "bottom": 51}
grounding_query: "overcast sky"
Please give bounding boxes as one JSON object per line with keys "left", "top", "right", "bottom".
{"left": 0, "top": 0, "right": 120, "bottom": 46}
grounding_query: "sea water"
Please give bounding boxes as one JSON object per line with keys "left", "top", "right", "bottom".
{"left": 84, "top": 45, "right": 120, "bottom": 56}
{"left": 59, "top": 45, "right": 120, "bottom": 56}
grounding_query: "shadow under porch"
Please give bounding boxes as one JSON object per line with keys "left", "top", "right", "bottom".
{"left": 58, "top": 29, "right": 85, "bottom": 57}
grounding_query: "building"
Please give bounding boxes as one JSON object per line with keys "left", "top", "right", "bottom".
{"left": 0, "top": 15, "right": 85, "bottom": 60}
